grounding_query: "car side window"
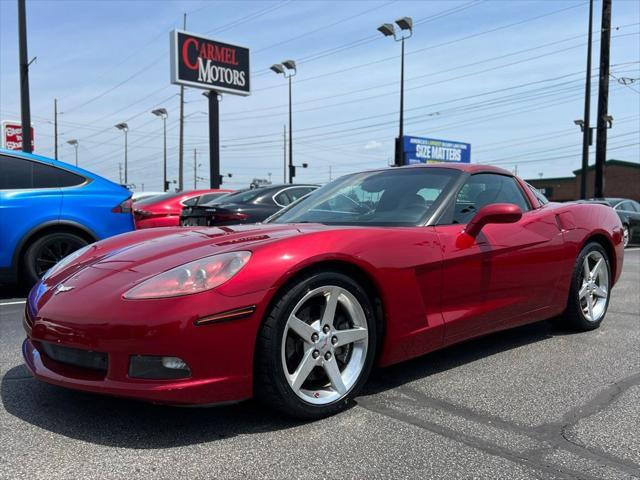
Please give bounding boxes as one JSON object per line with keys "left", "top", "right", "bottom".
{"left": 630, "top": 201, "right": 640, "bottom": 212}
{"left": 274, "top": 190, "right": 292, "bottom": 206}
{"left": 287, "top": 187, "right": 315, "bottom": 203}
{"left": 0, "top": 155, "right": 85, "bottom": 189}
{"left": 616, "top": 201, "right": 636, "bottom": 212}
{"left": 182, "top": 197, "right": 198, "bottom": 207}
{"left": 451, "top": 173, "right": 530, "bottom": 225}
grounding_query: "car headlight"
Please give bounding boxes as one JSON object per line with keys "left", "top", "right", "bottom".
{"left": 123, "top": 251, "right": 251, "bottom": 300}
{"left": 41, "top": 244, "right": 94, "bottom": 281}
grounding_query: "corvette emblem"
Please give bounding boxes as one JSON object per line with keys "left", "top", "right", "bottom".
{"left": 53, "top": 284, "right": 74, "bottom": 295}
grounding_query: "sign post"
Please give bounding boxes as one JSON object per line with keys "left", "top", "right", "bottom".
{"left": 2, "top": 121, "right": 35, "bottom": 151}
{"left": 170, "top": 30, "right": 250, "bottom": 188}
{"left": 402, "top": 136, "right": 471, "bottom": 165}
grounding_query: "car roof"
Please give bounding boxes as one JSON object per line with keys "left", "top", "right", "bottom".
{"left": 0, "top": 148, "right": 128, "bottom": 189}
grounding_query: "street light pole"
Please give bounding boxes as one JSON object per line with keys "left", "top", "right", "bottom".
{"left": 115, "top": 123, "right": 129, "bottom": 185}
{"left": 151, "top": 108, "right": 168, "bottom": 191}
{"left": 271, "top": 60, "right": 297, "bottom": 183}
{"left": 18, "top": 0, "right": 33, "bottom": 154}
{"left": 66, "top": 139, "right": 78, "bottom": 166}
{"left": 378, "top": 17, "right": 413, "bottom": 167}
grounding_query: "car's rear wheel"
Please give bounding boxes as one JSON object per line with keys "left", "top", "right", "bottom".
{"left": 622, "top": 224, "right": 630, "bottom": 248}
{"left": 23, "top": 232, "right": 88, "bottom": 286}
{"left": 558, "top": 242, "right": 611, "bottom": 331}
{"left": 255, "top": 271, "right": 377, "bottom": 419}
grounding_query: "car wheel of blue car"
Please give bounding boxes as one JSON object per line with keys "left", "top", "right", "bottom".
{"left": 23, "top": 232, "right": 88, "bottom": 286}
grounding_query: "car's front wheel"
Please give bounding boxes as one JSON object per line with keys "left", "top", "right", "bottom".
{"left": 622, "top": 224, "right": 630, "bottom": 248}
{"left": 255, "top": 271, "right": 377, "bottom": 419}
{"left": 23, "top": 232, "right": 88, "bottom": 286}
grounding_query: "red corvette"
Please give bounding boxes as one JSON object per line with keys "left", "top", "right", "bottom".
{"left": 23, "top": 164, "right": 624, "bottom": 419}
{"left": 133, "top": 189, "right": 232, "bottom": 229}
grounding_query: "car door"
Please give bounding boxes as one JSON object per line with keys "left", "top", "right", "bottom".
{"left": 616, "top": 200, "right": 640, "bottom": 244}
{"left": 433, "top": 173, "right": 568, "bottom": 343}
{"left": 0, "top": 154, "right": 63, "bottom": 270}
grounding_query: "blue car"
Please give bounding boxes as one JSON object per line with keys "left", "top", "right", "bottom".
{"left": 0, "top": 149, "right": 135, "bottom": 285}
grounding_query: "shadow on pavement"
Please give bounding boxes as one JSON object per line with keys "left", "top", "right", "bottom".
{"left": 1, "top": 319, "right": 567, "bottom": 449}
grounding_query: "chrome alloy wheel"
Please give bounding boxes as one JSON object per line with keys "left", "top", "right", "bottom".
{"left": 622, "top": 225, "right": 630, "bottom": 248}
{"left": 281, "top": 285, "right": 369, "bottom": 405}
{"left": 579, "top": 251, "right": 609, "bottom": 322}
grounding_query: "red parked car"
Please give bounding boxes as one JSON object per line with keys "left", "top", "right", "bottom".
{"left": 23, "top": 164, "right": 624, "bottom": 419}
{"left": 133, "top": 189, "right": 232, "bottom": 229}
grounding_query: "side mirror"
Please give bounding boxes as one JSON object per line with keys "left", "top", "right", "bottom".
{"left": 465, "top": 203, "right": 522, "bottom": 238}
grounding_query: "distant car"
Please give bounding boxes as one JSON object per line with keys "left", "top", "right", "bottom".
{"left": 588, "top": 198, "right": 640, "bottom": 247}
{"left": 131, "top": 191, "right": 164, "bottom": 203}
{"left": 0, "top": 149, "right": 134, "bottom": 285}
{"left": 133, "top": 189, "right": 233, "bottom": 229}
{"left": 179, "top": 184, "right": 319, "bottom": 227}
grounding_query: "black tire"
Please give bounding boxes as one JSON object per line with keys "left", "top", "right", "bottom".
{"left": 557, "top": 242, "right": 611, "bottom": 331}
{"left": 255, "top": 270, "right": 377, "bottom": 420}
{"left": 23, "top": 232, "right": 88, "bottom": 286}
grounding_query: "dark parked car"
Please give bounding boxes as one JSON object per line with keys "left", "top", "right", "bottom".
{"left": 579, "top": 198, "right": 640, "bottom": 247}
{"left": 596, "top": 198, "right": 640, "bottom": 247}
{"left": 180, "top": 184, "right": 318, "bottom": 227}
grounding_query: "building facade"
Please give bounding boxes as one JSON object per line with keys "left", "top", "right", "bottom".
{"left": 526, "top": 160, "right": 640, "bottom": 202}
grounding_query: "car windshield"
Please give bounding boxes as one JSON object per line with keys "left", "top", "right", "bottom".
{"left": 134, "top": 191, "right": 185, "bottom": 207}
{"left": 202, "top": 188, "right": 260, "bottom": 206}
{"left": 269, "top": 167, "right": 460, "bottom": 226}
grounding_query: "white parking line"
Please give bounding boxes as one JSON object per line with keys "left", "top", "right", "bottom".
{"left": 0, "top": 300, "right": 26, "bottom": 306}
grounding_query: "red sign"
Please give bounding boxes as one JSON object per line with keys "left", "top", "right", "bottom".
{"left": 2, "top": 121, "right": 35, "bottom": 151}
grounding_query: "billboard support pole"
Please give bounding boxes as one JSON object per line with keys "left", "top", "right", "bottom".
{"left": 18, "top": 0, "right": 32, "bottom": 154}
{"left": 208, "top": 92, "right": 221, "bottom": 189}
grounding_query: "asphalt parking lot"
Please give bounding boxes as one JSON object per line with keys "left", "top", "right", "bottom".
{"left": 1, "top": 249, "right": 638, "bottom": 480}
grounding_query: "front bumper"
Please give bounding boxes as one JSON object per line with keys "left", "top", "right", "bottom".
{"left": 22, "top": 283, "right": 271, "bottom": 405}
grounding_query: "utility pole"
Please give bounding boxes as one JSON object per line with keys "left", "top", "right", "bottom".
{"left": 288, "top": 74, "right": 293, "bottom": 183}
{"left": 580, "top": 0, "right": 594, "bottom": 199}
{"left": 594, "top": 0, "right": 612, "bottom": 198}
{"left": 193, "top": 148, "right": 197, "bottom": 189}
{"left": 178, "top": 13, "right": 187, "bottom": 191}
{"left": 18, "top": 0, "right": 33, "bottom": 154}
{"left": 118, "top": 163, "right": 123, "bottom": 184}
{"left": 54, "top": 98, "right": 58, "bottom": 159}
{"left": 283, "top": 125, "right": 287, "bottom": 183}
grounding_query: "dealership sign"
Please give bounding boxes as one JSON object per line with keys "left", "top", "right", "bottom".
{"left": 170, "top": 30, "right": 250, "bottom": 96}
{"left": 2, "top": 121, "right": 34, "bottom": 151}
{"left": 403, "top": 136, "right": 470, "bottom": 164}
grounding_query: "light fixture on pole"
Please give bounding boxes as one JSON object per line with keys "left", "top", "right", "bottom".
{"left": 151, "top": 108, "right": 168, "bottom": 191}
{"left": 115, "top": 122, "right": 129, "bottom": 185}
{"left": 378, "top": 16, "right": 413, "bottom": 167}
{"left": 66, "top": 139, "right": 78, "bottom": 166}
{"left": 271, "top": 60, "right": 297, "bottom": 183}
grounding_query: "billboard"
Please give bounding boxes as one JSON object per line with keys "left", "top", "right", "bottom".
{"left": 403, "top": 136, "right": 470, "bottom": 164}
{"left": 170, "top": 30, "right": 250, "bottom": 96}
{"left": 2, "top": 121, "right": 34, "bottom": 151}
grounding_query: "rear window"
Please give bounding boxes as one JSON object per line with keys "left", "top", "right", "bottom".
{"left": 0, "top": 155, "right": 85, "bottom": 189}
{"left": 135, "top": 191, "right": 185, "bottom": 207}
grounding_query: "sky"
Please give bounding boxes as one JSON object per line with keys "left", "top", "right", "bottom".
{"left": 1, "top": 0, "right": 639, "bottom": 191}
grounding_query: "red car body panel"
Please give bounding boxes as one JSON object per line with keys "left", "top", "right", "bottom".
{"left": 23, "top": 164, "right": 624, "bottom": 405}
{"left": 134, "top": 189, "right": 232, "bottom": 229}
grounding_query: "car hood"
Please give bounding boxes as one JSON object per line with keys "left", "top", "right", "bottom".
{"left": 40, "top": 223, "right": 322, "bottom": 288}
